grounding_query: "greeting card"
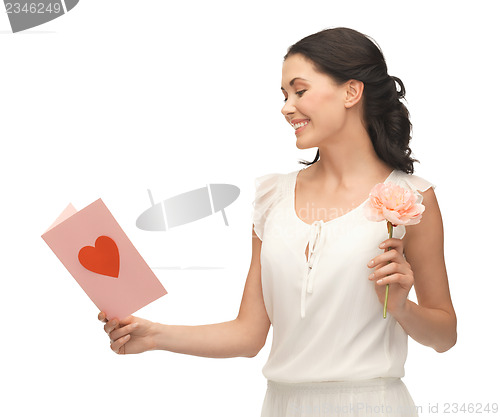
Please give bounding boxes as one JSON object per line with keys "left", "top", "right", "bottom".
{"left": 42, "top": 199, "right": 167, "bottom": 320}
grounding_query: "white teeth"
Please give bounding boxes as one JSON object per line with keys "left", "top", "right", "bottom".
{"left": 292, "top": 121, "right": 309, "bottom": 129}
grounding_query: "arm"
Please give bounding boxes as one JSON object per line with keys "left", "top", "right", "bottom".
{"left": 393, "top": 187, "right": 457, "bottom": 353}
{"left": 151, "top": 227, "right": 271, "bottom": 358}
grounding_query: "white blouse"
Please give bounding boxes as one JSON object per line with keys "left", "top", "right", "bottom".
{"left": 252, "top": 167, "right": 436, "bottom": 383}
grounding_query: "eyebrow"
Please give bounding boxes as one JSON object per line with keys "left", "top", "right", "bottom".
{"left": 281, "top": 77, "right": 309, "bottom": 91}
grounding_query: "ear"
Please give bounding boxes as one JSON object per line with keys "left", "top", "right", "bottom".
{"left": 344, "top": 80, "right": 364, "bottom": 108}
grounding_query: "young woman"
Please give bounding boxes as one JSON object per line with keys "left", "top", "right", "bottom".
{"left": 98, "top": 27, "right": 457, "bottom": 416}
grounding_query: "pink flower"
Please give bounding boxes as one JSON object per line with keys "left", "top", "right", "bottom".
{"left": 364, "top": 180, "right": 426, "bottom": 319}
{"left": 364, "top": 182, "right": 425, "bottom": 227}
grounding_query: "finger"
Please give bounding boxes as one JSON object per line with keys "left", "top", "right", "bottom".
{"left": 98, "top": 312, "right": 108, "bottom": 323}
{"left": 109, "top": 322, "right": 138, "bottom": 342}
{"left": 368, "top": 248, "right": 403, "bottom": 269}
{"left": 104, "top": 319, "right": 120, "bottom": 335}
{"left": 376, "top": 272, "right": 413, "bottom": 288}
{"left": 117, "top": 315, "right": 135, "bottom": 326}
{"left": 369, "top": 261, "right": 400, "bottom": 281}
{"left": 104, "top": 316, "right": 134, "bottom": 334}
{"left": 110, "top": 334, "right": 130, "bottom": 354}
{"left": 380, "top": 238, "right": 404, "bottom": 252}
{"left": 380, "top": 249, "right": 404, "bottom": 266}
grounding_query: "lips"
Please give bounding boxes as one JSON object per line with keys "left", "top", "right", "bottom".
{"left": 290, "top": 119, "right": 310, "bottom": 135}
{"left": 290, "top": 119, "right": 310, "bottom": 129}
{"left": 294, "top": 123, "right": 309, "bottom": 134}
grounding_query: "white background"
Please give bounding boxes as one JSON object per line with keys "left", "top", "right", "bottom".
{"left": 1, "top": 1, "right": 498, "bottom": 416}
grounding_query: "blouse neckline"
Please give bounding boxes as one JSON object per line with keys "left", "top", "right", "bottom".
{"left": 291, "top": 167, "right": 397, "bottom": 227}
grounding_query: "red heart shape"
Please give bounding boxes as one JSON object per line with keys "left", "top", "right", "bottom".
{"left": 78, "top": 236, "right": 120, "bottom": 278}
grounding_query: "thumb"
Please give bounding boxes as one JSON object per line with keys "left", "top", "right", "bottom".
{"left": 118, "top": 315, "right": 136, "bottom": 326}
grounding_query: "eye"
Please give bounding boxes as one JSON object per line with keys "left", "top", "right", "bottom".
{"left": 283, "top": 90, "right": 306, "bottom": 103}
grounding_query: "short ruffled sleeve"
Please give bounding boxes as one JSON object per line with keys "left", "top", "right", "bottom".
{"left": 251, "top": 173, "right": 283, "bottom": 241}
{"left": 393, "top": 172, "right": 437, "bottom": 205}
{"left": 389, "top": 171, "right": 437, "bottom": 240}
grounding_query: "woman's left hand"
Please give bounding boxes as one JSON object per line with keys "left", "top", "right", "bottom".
{"left": 367, "top": 237, "right": 413, "bottom": 316}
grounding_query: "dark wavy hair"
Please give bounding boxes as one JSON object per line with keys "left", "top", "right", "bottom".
{"left": 284, "top": 27, "right": 419, "bottom": 174}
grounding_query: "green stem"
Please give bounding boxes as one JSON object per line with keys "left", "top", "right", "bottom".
{"left": 384, "top": 222, "right": 394, "bottom": 319}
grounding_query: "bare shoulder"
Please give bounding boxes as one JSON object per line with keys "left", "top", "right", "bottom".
{"left": 404, "top": 186, "right": 442, "bottom": 243}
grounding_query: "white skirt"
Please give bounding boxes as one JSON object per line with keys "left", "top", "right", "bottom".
{"left": 260, "top": 377, "right": 418, "bottom": 417}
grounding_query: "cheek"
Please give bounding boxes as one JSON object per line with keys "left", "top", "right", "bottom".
{"left": 311, "top": 96, "right": 345, "bottom": 129}
{"left": 319, "top": 90, "right": 344, "bottom": 114}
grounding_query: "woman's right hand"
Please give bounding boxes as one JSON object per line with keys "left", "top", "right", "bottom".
{"left": 98, "top": 311, "right": 158, "bottom": 355}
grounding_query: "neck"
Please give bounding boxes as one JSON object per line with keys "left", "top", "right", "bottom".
{"left": 312, "top": 125, "right": 392, "bottom": 189}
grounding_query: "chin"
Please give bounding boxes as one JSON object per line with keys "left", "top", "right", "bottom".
{"left": 296, "top": 137, "right": 319, "bottom": 150}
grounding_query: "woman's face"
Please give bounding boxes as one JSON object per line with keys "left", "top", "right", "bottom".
{"left": 281, "top": 53, "right": 349, "bottom": 149}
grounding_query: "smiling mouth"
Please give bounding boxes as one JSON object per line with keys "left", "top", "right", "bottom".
{"left": 293, "top": 120, "right": 309, "bottom": 135}
{"left": 291, "top": 120, "right": 310, "bottom": 130}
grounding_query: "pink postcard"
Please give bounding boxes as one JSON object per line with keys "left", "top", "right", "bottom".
{"left": 42, "top": 199, "right": 167, "bottom": 321}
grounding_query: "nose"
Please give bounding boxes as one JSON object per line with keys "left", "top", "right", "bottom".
{"left": 281, "top": 98, "right": 295, "bottom": 120}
